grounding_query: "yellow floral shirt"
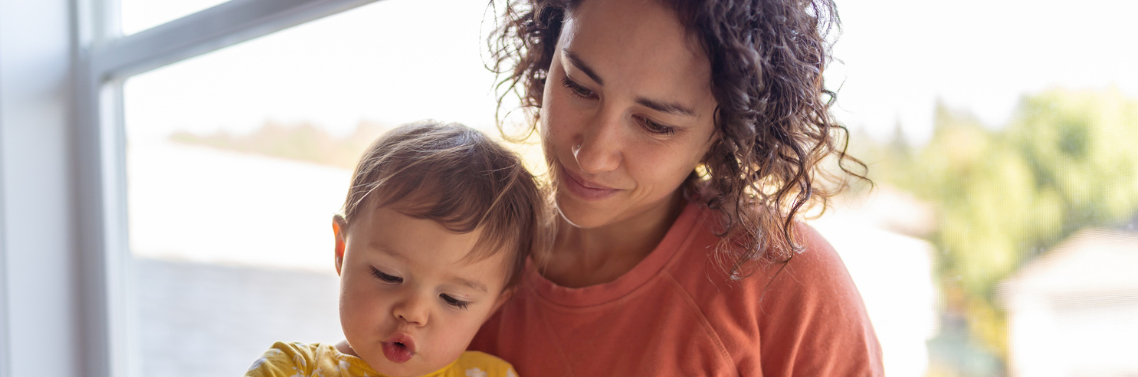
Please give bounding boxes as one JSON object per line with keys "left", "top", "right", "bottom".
{"left": 245, "top": 342, "right": 517, "bottom": 377}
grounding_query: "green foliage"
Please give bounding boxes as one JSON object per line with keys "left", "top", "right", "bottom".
{"left": 1006, "top": 90, "right": 1138, "bottom": 231}
{"left": 862, "top": 88, "right": 1138, "bottom": 365}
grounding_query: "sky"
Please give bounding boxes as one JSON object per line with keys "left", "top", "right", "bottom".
{"left": 121, "top": 0, "right": 1138, "bottom": 145}
{"left": 828, "top": 0, "right": 1138, "bottom": 143}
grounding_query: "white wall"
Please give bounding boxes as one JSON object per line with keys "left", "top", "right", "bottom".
{"left": 0, "top": 0, "right": 82, "bottom": 375}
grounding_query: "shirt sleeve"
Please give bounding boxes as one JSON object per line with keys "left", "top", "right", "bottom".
{"left": 244, "top": 342, "right": 313, "bottom": 377}
{"left": 756, "top": 225, "right": 884, "bottom": 377}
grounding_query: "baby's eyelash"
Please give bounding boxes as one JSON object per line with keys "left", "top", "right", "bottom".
{"left": 440, "top": 294, "right": 470, "bottom": 309}
{"left": 370, "top": 267, "right": 402, "bottom": 283}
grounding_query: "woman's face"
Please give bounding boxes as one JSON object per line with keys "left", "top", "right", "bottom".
{"left": 541, "top": 0, "right": 719, "bottom": 229}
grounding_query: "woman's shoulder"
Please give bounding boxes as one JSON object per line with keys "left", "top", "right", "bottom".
{"left": 754, "top": 224, "right": 884, "bottom": 375}
{"left": 671, "top": 205, "right": 854, "bottom": 288}
{"left": 673, "top": 217, "right": 866, "bottom": 310}
{"left": 759, "top": 223, "right": 856, "bottom": 293}
{"left": 665, "top": 217, "right": 868, "bottom": 326}
{"left": 668, "top": 219, "right": 883, "bottom": 374}
{"left": 673, "top": 207, "right": 835, "bottom": 277}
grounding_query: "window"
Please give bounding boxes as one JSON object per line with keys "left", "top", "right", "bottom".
{"left": 121, "top": 1, "right": 514, "bottom": 374}
{"left": 120, "top": 0, "right": 231, "bottom": 35}
{"left": 78, "top": 0, "right": 525, "bottom": 376}
{"left": 74, "top": 0, "right": 1138, "bottom": 376}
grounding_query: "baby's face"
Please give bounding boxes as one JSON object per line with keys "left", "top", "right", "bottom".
{"left": 333, "top": 206, "right": 511, "bottom": 377}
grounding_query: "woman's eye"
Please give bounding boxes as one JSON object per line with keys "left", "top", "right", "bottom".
{"left": 561, "top": 77, "right": 597, "bottom": 99}
{"left": 637, "top": 116, "right": 677, "bottom": 136}
{"left": 440, "top": 294, "right": 470, "bottom": 309}
{"left": 370, "top": 268, "right": 402, "bottom": 283}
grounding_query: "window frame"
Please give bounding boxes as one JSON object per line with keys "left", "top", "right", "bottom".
{"left": 74, "top": 1, "right": 379, "bottom": 376}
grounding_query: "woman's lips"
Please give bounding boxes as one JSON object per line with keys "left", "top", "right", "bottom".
{"left": 382, "top": 334, "right": 415, "bottom": 363}
{"left": 559, "top": 165, "right": 619, "bottom": 201}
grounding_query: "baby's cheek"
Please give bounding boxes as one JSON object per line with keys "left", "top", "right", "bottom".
{"left": 341, "top": 288, "right": 390, "bottom": 335}
{"left": 433, "top": 315, "right": 485, "bottom": 357}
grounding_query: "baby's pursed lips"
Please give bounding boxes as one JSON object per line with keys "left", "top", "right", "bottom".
{"left": 384, "top": 333, "right": 417, "bottom": 353}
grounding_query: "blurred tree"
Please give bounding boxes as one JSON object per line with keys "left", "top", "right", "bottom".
{"left": 1007, "top": 89, "right": 1138, "bottom": 233}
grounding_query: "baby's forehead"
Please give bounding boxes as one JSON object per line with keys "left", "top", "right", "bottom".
{"left": 364, "top": 226, "right": 515, "bottom": 288}
{"left": 390, "top": 203, "right": 519, "bottom": 266}
{"left": 443, "top": 241, "right": 516, "bottom": 287}
{"left": 441, "top": 262, "right": 498, "bottom": 294}
{"left": 351, "top": 188, "right": 528, "bottom": 288}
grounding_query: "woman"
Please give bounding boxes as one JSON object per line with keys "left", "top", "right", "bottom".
{"left": 471, "top": 0, "right": 883, "bottom": 375}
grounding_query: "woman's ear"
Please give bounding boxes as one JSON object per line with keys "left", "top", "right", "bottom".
{"left": 333, "top": 215, "right": 348, "bottom": 276}
{"left": 700, "top": 118, "right": 722, "bottom": 164}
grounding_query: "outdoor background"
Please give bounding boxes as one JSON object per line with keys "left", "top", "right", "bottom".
{"left": 120, "top": 0, "right": 1138, "bottom": 376}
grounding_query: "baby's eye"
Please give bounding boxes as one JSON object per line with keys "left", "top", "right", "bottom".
{"left": 370, "top": 267, "right": 402, "bottom": 283}
{"left": 440, "top": 294, "right": 470, "bottom": 310}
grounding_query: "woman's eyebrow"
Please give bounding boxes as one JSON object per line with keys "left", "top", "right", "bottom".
{"left": 636, "top": 97, "right": 696, "bottom": 117}
{"left": 562, "top": 49, "right": 604, "bottom": 85}
{"left": 563, "top": 48, "right": 696, "bottom": 118}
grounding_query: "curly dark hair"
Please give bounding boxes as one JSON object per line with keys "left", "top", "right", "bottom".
{"left": 486, "top": 0, "right": 868, "bottom": 278}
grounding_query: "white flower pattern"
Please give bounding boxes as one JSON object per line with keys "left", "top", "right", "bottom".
{"left": 465, "top": 368, "right": 488, "bottom": 377}
{"left": 248, "top": 357, "right": 269, "bottom": 371}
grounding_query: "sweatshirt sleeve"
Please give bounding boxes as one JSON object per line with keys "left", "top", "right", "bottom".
{"left": 756, "top": 225, "right": 884, "bottom": 377}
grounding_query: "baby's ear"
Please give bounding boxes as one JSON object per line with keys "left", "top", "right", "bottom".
{"left": 332, "top": 215, "right": 348, "bottom": 276}
{"left": 490, "top": 287, "right": 516, "bottom": 314}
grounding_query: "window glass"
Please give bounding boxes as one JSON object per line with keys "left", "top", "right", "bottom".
{"left": 120, "top": 0, "right": 231, "bottom": 35}
{"left": 119, "top": 0, "right": 1138, "bottom": 375}
{"left": 122, "top": 0, "right": 512, "bottom": 375}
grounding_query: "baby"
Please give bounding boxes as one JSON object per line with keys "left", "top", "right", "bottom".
{"left": 246, "top": 121, "right": 543, "bottom": 377}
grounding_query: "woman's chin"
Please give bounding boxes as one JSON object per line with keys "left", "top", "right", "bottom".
{"left": 554, "top": 197, "right": 613, "bottom": 229}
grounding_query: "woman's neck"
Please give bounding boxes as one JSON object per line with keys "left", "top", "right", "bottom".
{"left": 538, "top": 192, "right": 687, "bottom": 288}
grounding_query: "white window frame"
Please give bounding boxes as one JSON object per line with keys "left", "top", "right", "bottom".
{"left": 73, "top": 1, "right": 378, "bottom": 376}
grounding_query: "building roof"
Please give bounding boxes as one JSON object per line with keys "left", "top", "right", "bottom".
{"left": 1000, "top": 228, "right": 1138, "bottom": 304}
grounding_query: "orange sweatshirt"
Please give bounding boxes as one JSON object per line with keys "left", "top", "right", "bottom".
{"left": 470, "top": 202, "right": 883, "bottom": 376}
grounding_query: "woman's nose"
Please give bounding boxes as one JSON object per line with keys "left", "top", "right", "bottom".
{"left": 391, "top": 293, "right": 429, "bottom": 327}
{"left": 573, "top": 111, "right": 623, "bottom": 174}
